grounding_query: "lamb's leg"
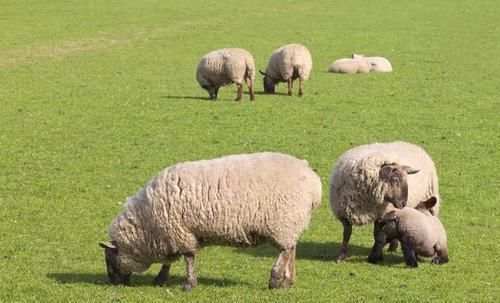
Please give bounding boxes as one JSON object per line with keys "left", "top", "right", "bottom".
{"left": 387, "top": 239, "right": 399, "bottom": 252}
{"left": 248, "top": 82, "right": 255, "bottom": 101}
{"left": 235, "top": 83, "right": 243, "bottom": 101}
{"left": 214, "top": 87, "right": 220, "bottom": 99}
{"left": 431, "top": 244, "right": 449, "bottom": 265}
{"left": 298, "top": 79, "right": 303, "bottom": 96}
{"left": 401, "top": 236, "right": 418, "bottom": 268}
{"left": 287, "top": 78, "right": 293, "bottom": 96}
{"left": 337, "top": 218, "right": 352, "bottom": 262}
{"left": 368, "top": 222, "right": 389, "bottom": 264}
{"left": 268, "top": 247, "right": 293, "bottom": 289}
{"left": 152, "top": 263, "right": 171, "bottom": 286}
{"left": 182, "top": 253, "right": 198, "bottom": 292}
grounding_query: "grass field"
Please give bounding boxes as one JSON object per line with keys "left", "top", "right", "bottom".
{"left": 0, "top": 0, "right": 499, "bottom": 302}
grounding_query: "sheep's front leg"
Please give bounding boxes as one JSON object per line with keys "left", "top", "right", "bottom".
{"left": 337, "top": 218, "right": 352, "bottom": 262}
{"left": 182, "top": 253, "right": 198, "bottom": 291}
{"left": 401, "top": 236, "right": 418, "bottom": 268}
{"left": 287, "top": 78, "right": 293, "bottom": 96}
{"left": 298, "top": 79, "right": 303, "bottom": 96}
{"left": 268, "top": 247, "right": 294, "bottom": 289}
{"left": 152, "top": 263, "right": 171, "bottom": 286}
{"left": 235, "top": 83, "right": 243, "bottom": 101}
{"left": 368, "top": 222, "right": 389, "bottom": 264}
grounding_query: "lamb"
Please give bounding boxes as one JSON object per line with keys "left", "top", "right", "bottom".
{"left": 259, "top": 43, "right": 312, "bottom": 96}
{"left": 327, "top": 54, "right": 392, "bottom": 73}
{"left": 329, "top": 141, "right": 440, "bottom": 262}
{"left": 99, "top": 152, "right": 322, "bottom": 291}
{"left": 196, "top": 48, "right": 256, "bottom": 101}
{"left": 368, "top": 197, "right": 449, "bottom": 267}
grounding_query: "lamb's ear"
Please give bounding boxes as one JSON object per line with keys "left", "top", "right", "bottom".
{"left": 379, "top": 164, "right": 395, "bottom": 181}
{"left": 259, "top": 70, "right": 267, "bottom": 76}
{"left": 382, "top": 210, "right": 398, "bottom": 223}
{"left": 99, "top": 241, "right": 117, "bottom": 250}
{"left": 423, "top": 196, "right": 437, "bottom": 209}
{"left": 402, "top": 165, "right": 419, "bottom": 175}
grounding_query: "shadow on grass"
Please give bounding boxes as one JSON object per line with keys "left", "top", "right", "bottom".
{"left": 47, "top": 272, "right": 244, "bottom": 288}
{"left": 160, "top": 95, "right": 211, "bottom": 101}
{"left": 236, "top": 241, "right": 406, "bottom": 265}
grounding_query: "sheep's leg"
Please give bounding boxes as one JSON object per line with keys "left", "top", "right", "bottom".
{"left": 152, "top": 263, "right": 171, "bottom": 286}
{"left": 182, "top": 253, "right": 198, "bottom": 292}
{"left": 283, "top": 245, "right": 296, "bottom": 287}
{"left": 235, "top": 83, "right": 243, "bottom": 101}
{"left": 248, "top": 82, "right": 255, "bottom": 101}
{"left": 268, "top": 247, "right": 293, "bottom": 289}
{"left": 337, "top": 218, "right": 352, "bottom": 262}
{"left": 298, "top": 79, "right": 303, "bottom": 96}
{"left": 401, "top": 236, "right": 418, "bottom": 268}
{"left": 431, "top": 245, "right": 449, "bottom": 265}
{"left": 287, "top": 78, "right": 293, "bottom": 96}
{"left": 387, "top": 239, "right": 399, "bottom": 252}
{"left": 368, "top": 222, "right": 389, "bottom": 263}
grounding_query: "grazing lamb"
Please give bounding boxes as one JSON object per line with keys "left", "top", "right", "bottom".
{"left": 196, "top": 48, "right": 256, "bottom": 101}
{"left": 352, "top": 54, "right": 393, "bottom": 72}
{"left": 327, "top": 56, "right": 371, "bottom": 74}
{"left": 99, "top": 152, "right": 322, "bottom": 291}
{"left": 368, "top": 197, "right": 448, "bottom": 267}
{"left": 259, "top": 43, "right": 312, "bottom": 96}
{"left": 329, "top": 141, "right": 440, "bottom": 262}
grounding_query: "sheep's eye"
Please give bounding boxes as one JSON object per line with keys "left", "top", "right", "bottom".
{"left": 391, "top": 179, "right": 399, "bottom": 186}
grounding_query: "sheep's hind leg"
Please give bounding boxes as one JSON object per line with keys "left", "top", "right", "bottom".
{"left": 153, "top": 263, "right": 171, "bottom": 286}
{"left": 401, "top": 236, "right": 418, "bottom": 268}
{"left": 282, "top": 245, "right": 296, "bottom": 288}
{"left": 268, "top": 247, "right": 294, "bottom": 289}
{"left": 337, "top": 218, "right": 352, "bottom": 262}
{"left": 298, "top": 79, "right": 303, "bottom": 96}
{"left": 235, "top": 83, "right": 243, "bottom": 101}
{"left": 182, "top": 253, "right": 198, "bottom": 291}
{"left": 431, "top": 245, "right": 449, "bottom": 265}
{"left": 387, "top": 239, "right": 399, "bottom": 252}
{"left": 248, "top": 82, "right": 255, "bottom": 101}
{"left": 287, "top": 78, "right": 293, "bottom": 96}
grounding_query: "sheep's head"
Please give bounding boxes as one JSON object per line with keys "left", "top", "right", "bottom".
{"left": 259, "top": 70, "right": 275, "bottom": 94}
{"left": 415, "top": 196, "right": 437, "bottom": 216}
{"left": 380, "top": 210, "right": 400, "bottom": 239}
{"left": 379, "top": 163, "right": 419, "bottom": 209}
{"left": 98, "top": 241, "right": 147, "bottom": 285}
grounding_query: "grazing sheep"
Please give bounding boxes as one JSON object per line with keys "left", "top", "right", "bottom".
{"left": 329, "top": 141, "right": 440, "bottom": 262}
{"left": 196, "top": 48, "right": 255, "bottom": 101}
{"left": 352, "top": 54, "right": 393, "bottom": 72}
{"left": 368, "top": 197, "right": 448, "bottom": 267}
{"left": 99, "top": 152, "right": 322, "bottom": 291}
{"left": 327, "top": 57, "right": 371, "bottom": 74}
{"left": 259, "top": 43, "right": 312, "bottom": 96}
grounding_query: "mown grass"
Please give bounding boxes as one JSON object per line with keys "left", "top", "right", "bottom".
{"left": 0, "top": 0, "right": 498, "bottom": 302}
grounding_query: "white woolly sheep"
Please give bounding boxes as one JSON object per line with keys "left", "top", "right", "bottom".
{"left": 329, "top": 141, "right": 440, "bottom": 262}
{"left": 368, "top": 197, "right": 448, "bottom": 267}
{"left": 259, "top": 43, "right": 312, "bottom": 96}
{"left": 327, "top": 57, "right": 371, "bottom": 74}
{"left": 352, "top": 54, "right": 393, "bottom": 72}
{"left": 99, "top": 152, "right": 322, "bottom": 291}
{"left": 196, "top": 48, "right": 256, "bottom": 101}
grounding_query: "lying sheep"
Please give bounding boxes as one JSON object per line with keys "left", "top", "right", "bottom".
{"left": 328, "top": 54, "right": 392, "bottom": 73}
{"left": 368, "top": 197, "right": 448, "bottom": 267}
{"left": 99, "top": 152, "right": 322, "bottom": 291}
{"left": 329, "top": 141, "right": 440, "bottom": 262}
{"left": 196, "top": 48, "right": 256, "bottom": 101}
{"left": 259, "top": 43, "right": 312, "bottom": 96}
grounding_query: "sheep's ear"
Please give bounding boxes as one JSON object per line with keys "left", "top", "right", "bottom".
{"left": 423, "top": 196, "right": 437, "bottom": 209}
{"left": 259, "top": 70, "right": 267, "bottom": 76}
{"left": 99, "top": 241, "right": 117, "bottom": 250}
{"left": 382, "top": 210, "right": 398, "bottom": 222}
{"left": 379, "top": 164, "right": 395, "bottom": 181}
{"left": 402, "top": 165, "right": 419, "bottom": 175}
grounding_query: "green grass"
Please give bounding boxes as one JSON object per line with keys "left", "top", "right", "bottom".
{"left": 0, "top": 0, "right": 499, "bottom": 302}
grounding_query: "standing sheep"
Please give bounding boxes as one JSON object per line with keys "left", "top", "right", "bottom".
{"left": 368, "top": 197, "right": 448, "bottom": 267}
{"left": 329, "top": 141, "right": 440, "bottom": 262}
{"left": 259, "top": 44, "right": 312, "bottom": 96}
{"left": 196, "top": 48, "right": 256, "bottom": 101}
{"left": 99, "top": 152, "right": 322, "bottom": 291}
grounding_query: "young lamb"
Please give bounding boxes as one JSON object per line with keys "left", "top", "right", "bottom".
{"left": 99, "top": 152, "right": 322, "bottom": 291}
{"left": 368, "top": 197, "right": 449, "bottom": 267}
{"left": 329, "top": 141, "right": 440, "bottom": 262}
{"left": 327, "top": 56, "right": 371, "bottom": 74}
{"left": 259, "top": 43, "right": 312, "bottom": 96}
{"left": 196, "top": 48, "right": 256, "bottom": 101}
{"left": 352, "top": 54, "right": 392, "bottom": 72}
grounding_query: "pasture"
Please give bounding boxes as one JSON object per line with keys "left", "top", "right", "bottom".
{"left": 0, "top": 0, "right": 498, "bottom": 302}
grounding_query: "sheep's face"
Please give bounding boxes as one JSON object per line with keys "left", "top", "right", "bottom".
{"left": 99, "top": 241, "right": 147, "bottom": 285}
{"left": 263, "top": 77, "right": 275, "bottom": 94}
{"left": 201, "top": 85, "right": 217, "bottom": 99}
{"left": 379, "top": 164, "right": 419, "bottom": 209}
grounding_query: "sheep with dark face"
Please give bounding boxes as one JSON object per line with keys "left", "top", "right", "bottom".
{"left": 99, "top": 152, "right": 321, "bottom": 291}
{"left": 368, "top": 197, "right": 448, "bottom": 267}
{"left": 259, "top": 44, "right": 312, "bottom": 96}
{"left": 329, "top": 141, "right": 440, "bottom": 262}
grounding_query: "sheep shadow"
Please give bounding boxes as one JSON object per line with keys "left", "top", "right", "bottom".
{"left": 47, "top": 272, "right": 244, "bottom": 288}
{"left": 160, "top": 95, "right": 211, "bottom": 101}
{"left": 236, "top": 241, "right": 406, "bottom": 265}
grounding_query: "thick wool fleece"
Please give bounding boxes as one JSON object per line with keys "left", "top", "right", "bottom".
{"left": 363, "top": 56, "right": 392, "bottom": 72}
{"left": 329, "top": 141, "right": 440, "bottom": 225}
{"left": 327, "top": 58, "right": 371, "bottom": 74}
{"left": 383, "top": 207, "right": 447, "bottom": 257}
{"left": 109, "top": 152, "right": 321, "bottom": 270}
{"left": 196, "top": 48, "right": 255, "bottom": 87}
{"left": 265, "top": 44, "right": 312, "bottom": 82}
